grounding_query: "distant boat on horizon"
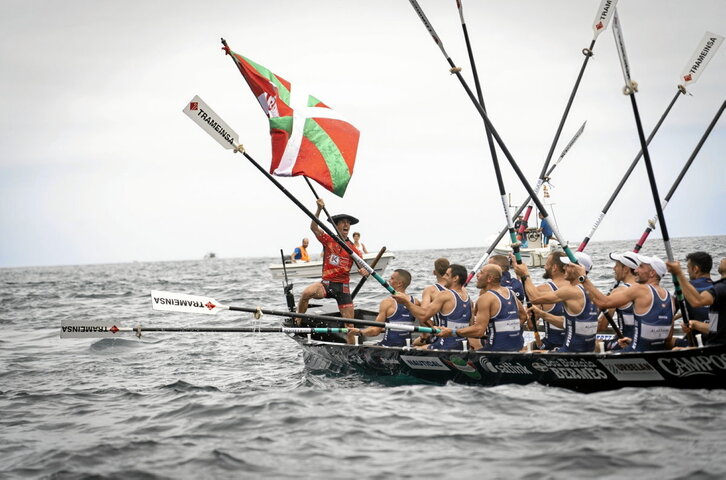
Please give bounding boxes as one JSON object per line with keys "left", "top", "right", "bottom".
{"left": 204, "top": 252, "right": 217, "bottom": 260}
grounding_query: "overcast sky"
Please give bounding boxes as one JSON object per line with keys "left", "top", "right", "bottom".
{"left": 1, "top": 0, "right": 724, "bottom": 268}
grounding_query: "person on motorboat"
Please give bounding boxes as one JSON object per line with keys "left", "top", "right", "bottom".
{"left": 296, "top": 198, "right": 366, "bottom": 343}
{"left": 291, "top": 238, "right": 310, "bottom": 263}
{"left": 437, "top": 264, "right": 526, "bottom": 351}
{"left": 351, "top": 232, "right": 368, "bottom": 254}
{"left": 522, "top": 251, "right": 569, "bottom": 351}
{"left": 412, "top": 257, "right": 450, "bottom": 347}
{"left": 579, "top": 254, "right": 675, "bottom": 352}
{"left": 514, "top": 252, "right": 599, "bottom": 353}
{"left": 348, "top": 269, "right": 417, "bottom": 346}
{"left": 667, "top": 256, "right": 726, "bottom": 346}
{"left": 394, "top": 264, "right": 472, "bottom": 350}
{"left": 671, "top": 252, "right": 714, "bottom": 347}
{"left": 538, "top": 212, "right": 553, "bottom": 246}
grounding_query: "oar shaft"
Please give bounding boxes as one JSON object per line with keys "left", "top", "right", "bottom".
{"left": 577, "top": 88, "right": 683, "bottom": 252}
{"left": 238, "top": 149, "right": 395, "bottom": 294}
{"left": 351, "top": 246, "right": 387, "bottom": 300}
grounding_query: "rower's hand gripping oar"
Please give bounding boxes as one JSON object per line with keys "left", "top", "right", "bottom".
{"left": 148, "top": 290, "right": 440, "bottom": 334}
{"left": 611, "top": 9, "right": 694, "bottom": 345}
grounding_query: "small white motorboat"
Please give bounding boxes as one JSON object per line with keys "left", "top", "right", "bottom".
{"left": 492, "top": 230, "right": 555, "bottom": 268}
{"left": 268, "top": 251, "right": 396, "bottom": 280}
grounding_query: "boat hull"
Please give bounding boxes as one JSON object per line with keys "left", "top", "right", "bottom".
{"left": 269, "top": 252, "right": 395, "bottom": 280}
{"left": 289, "top": 334, "right": 726, "bottom": 393}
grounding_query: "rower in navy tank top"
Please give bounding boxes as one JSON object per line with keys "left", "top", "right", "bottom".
{"left": 480, "top": 289, "right": 523, "bottom": 351}
{"left": 431, "top": 283, "right": 446, "bottom": 327}
{"left": 542, "top": 281, "right": 566, "bottom": 350}
{"left": 378, "top": 295, "right": 416, "bottom": 347}
{"left": 558, "top": 285, "right": 598, "bottom": 353}
{"left": 431, "top": 289, "right": 472, "bottom": 350}
{"left": 622, "top": 285, "right": 674, "bottom": 352}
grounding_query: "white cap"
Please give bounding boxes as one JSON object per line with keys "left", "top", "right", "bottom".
{"left": 609, "top": 251, "right": 639, "bottom": 270}
{"left": 560, "top": 252, "right": 593, "bottom": 273}
{"left": 635, "top": 254, "right": 667, "bottom": 278}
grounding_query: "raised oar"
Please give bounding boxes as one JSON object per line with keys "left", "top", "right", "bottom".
{"left": 611, "top": 9, "right": 692, "bottom": 344}
{"left": 464, "top": 121, "right": 585, "bottom": 285}
{"left": 183, "top": 92, "right": 395, "bottom": 295}
{"left": 408, "top": 0, "right": 577, "bottom": 266}
{"left": 149, "top": 290, "right": 440, "bottom": 334}
{"left": 280, "top": 249, "right": 295, "bottom": 312}
{"left": 633, "top": 100, "right": 726, "bottom": 252}
{"left": 577, "top": 31, "right": 723, "bottom": 252}
{"left": 351, "top": 246, "right": 387, "bottom": 300}
{"left": 515, "top": 0, "right": 617, "bottom": 242}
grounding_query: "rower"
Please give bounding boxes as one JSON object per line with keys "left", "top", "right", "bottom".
{"left": 667, "top": 256, "right": 726, "bottom": 346}
{"left": 290, "top": 237, "right": 310, "bottom": 263}
{"left": 437, "top": 264, "right": 526, "bottom": 351}
{"left": 412, "top": 258, "right": 449, "bottom": 347}
{"left": 514, "top": 252, "right": 598, "bottom": 353}
{"left": 297, "top": 198, "right": 366, "bottom": 343}
{"left": 488, "top": 254, "right": 525, "bottom": 303}
{"left": 394, "top": 264, "right": 472, "bottom": 350}
{"left": 601, "top": 252, "right": 640, "bottom": 341}
{"left": 579, "top": 254, "right": 675, "bottom": 352}
{"left": 350, "top": 269, "right": 417, "bottom": 346}
{"left": 523, "top": 251, "right": 568, "bottom": 351}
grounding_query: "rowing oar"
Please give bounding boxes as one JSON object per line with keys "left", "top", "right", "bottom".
{"left": 407, "top": 1, "right": 576, "bottom": 266}
{"left": 453, "top": 0, "right": 540, "bottom": 346}
{"left": 464, "top": 121, "right": 585, "bottom": 285}
{"left": 633, "top": 99, "right": 725, "bottom": 252}
{"left": 280, "top": 249, "right": 295, "bottom": 312}
{"left": 148, "top": 290, "right": 441, "bottom": 334}
{"left": 351, "top": 246, "right": 387, "bottom": 300}
{"left": 60, "top": 320, "right": 354, "bottom": 338}
{"left": 514, "top": 0, "right": 616, "bottom": 245}
{"left": 577, "top": 31, "right": 723, "bottom": 252}
{"left": 610, "top": 9, "right": 693, "bottom": 345}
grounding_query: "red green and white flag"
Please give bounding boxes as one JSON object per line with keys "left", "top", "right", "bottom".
{"left": 225, "top": 47, "right": 360, "bottom": 197}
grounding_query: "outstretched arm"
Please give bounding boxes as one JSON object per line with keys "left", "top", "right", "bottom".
{"left": 310, "top": 198, "right": 324, "bottom": 237}
{"left": 667, "top": 261, "right": 715, "bottom": 308}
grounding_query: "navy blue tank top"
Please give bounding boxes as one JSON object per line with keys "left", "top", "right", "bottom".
{"left": 430, "top": 289, "right": 472, "bottom": 350}
{"left": 481, "top": 289, "right": 523, "bottom": 352}
{"left": 558, "top": 285, "right": 598, "bottom": 352}
{"left": 379, "top": 295, "right": 415, "bottom": 347}
{"left": 542, "top": 281, "right": 565, "bottom": 349}
{"left": 615, "top": 282, "right": 636, "bottom": 339}
{"left": 624, "top": 285, "right": 673, "bottom": 352}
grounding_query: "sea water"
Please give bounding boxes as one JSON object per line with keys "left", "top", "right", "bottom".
{"left": 2, "top": 236, "right": 725, "bottom": 479}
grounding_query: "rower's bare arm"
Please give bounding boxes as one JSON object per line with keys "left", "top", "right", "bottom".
{"left": 516, "top": 296, "right": 527, "bottom": 325}
{"left": 582, "top": 279, "right": 635, "bottom": 309}
{"left": 310, "top": 199, "right": 324, "bottom": 235}
{"left": 395, "top": 292, "right": 440, "bottom": 321}
{"left": 667, "top": 261, "right": 714, "bottom": 307}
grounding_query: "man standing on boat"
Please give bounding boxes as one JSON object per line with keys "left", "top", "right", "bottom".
{"left": 394, "top": 264, "right": 472, "bottom": 350}
{"left": 436, "top": 264, "right": 526, "bottom": 351}
{"left": 667, "top": 256, "right": 726, "bottom": 346}
{"left": 297, "top": 198, "right": 366, "bottom": 342}
{"left": 522, "top": 251, "right": 569, "bottom": 350}
{"left": 412, "top": 258, "right": 450, "bottom": 346}
{"left": 349, "top": 269, "right": 418, "bottom": 346}
{"left": 514, "top": 252, "right": 599, "bottom": 352}
{"left": 538, "top": 212, "right": 553, "bottom": 246}
{"left": 291, "top": 238, "right": 310, "bottom": 263}
{"left": 578, "top": 255, "right": 675, "bottom": 352}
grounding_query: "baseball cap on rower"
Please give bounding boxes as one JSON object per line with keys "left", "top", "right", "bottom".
{"left": 560, "top": 252, "right": 593, "bottom": 273}
{"left": 635, "top": 254, "right": 667, "bottom": 277}
{"left": 609, "top": 251, "right": 639, "bottom": 270}
{"left": 329, "top": 214, "right": 359, "bottom": 225}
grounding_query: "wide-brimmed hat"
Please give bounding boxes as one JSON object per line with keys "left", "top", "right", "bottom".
{"left": 329, "top": 214, "right": 359, "bottom": 225}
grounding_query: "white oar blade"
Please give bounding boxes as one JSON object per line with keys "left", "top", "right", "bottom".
{"left": 592, "top": 0, "right": 618, "bottom": 39}
{"left": 183, "top": 95, "right": 238, "bottom": 150}
{"left": 60, "top": 320, "right": 128, "bottom": 338}
{"left": 150, "top": 290, "right": 226, "bottom": 315}
{"left": 680, "top": 32, "right": 724, "bottom": 87}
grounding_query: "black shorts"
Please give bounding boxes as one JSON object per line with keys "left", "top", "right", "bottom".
{"left": 322, "top": 280, "right": 353, "bottom": 309}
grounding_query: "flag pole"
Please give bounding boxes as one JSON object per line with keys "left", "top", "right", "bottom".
{"left": 610, "top": 9, "right": 692, "bottom": 343}
{"left": 633, "top": 99, "right": 725, "bottom": 252}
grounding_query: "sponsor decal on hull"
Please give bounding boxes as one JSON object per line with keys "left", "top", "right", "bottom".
{"left": 598, "top": 358, "right": 664, "bottom": 381}
{"left": 401, "top": 355, "right": 450, "bottom": 371}
{"left": 657, "top": 353, "right": 726, "bottom": 378}
{"left": 529, "top": 357, "right": 608, "bottom": 381}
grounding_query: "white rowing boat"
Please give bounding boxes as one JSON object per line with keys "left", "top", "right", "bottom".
{"left": 268, "top": 251, "right": 396, "bottom": 280}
